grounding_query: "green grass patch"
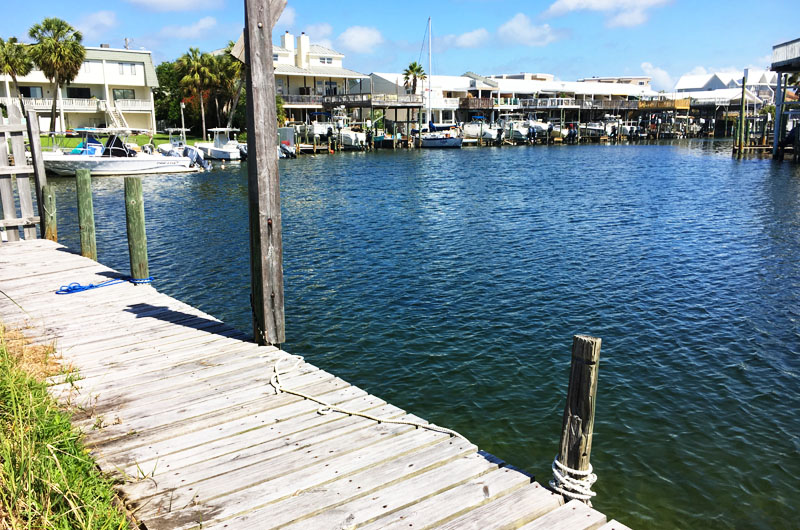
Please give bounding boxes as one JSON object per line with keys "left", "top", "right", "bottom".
{"left": 0, "top": 327, "right": 131, "bottom": 529}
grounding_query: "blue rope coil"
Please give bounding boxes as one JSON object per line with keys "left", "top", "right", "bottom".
{"left": 56, "top": 276, "right": 154, "bottom": 295}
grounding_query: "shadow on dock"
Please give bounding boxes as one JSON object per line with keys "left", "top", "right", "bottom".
{"left": 122, "top": 302, "right": 250, "bottom": 341}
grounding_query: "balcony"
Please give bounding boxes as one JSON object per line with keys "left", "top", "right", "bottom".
{"left": 323, "top": 93, "right": 423, "bottom": 107}
{"left": 114, "top": 99, "right": 152, "bottom": 111}
{"left": 427, "top": 97, "right": 460, "bottom": 110}
{"left": 280, "top": 94, "right": 323, "bottom": 105}
{"left": 459, "top": 97, "right": 493, "bottom": 109}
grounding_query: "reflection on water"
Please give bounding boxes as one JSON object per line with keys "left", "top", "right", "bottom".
{"left": 49, "top": 139, "right": 800, "bottom": 529}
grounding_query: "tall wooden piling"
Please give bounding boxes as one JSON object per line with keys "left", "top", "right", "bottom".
{"left": 75, "top": 169, "right": 97, "bottom": 261}
{"left": 737, "top": 75, "right": 747, "bottom": 157}
{"left": 244, "top": 0, "right": 286, "bottom": 345}
{"left": 123, "top": 176, "right": 149, "bottom": 280}
{"left": 25, "top": 110, "right": 53, "bottom": 241}
{"left": 553, "top": 334, "right": 602, "bottom": 504}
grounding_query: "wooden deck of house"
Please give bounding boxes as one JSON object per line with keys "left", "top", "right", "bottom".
{"left": 0, "top": 239, "right": 629, "bottom": 530}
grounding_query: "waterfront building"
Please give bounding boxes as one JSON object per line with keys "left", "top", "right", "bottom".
{"left": 272, "top": 31, "right": 367, "bottom": 123}
{"left": 674, "top": 70, "right": 778, "bottom": 104}
{"left": 0, "top": 45, "right": 158, "bottom": 132}
{"left": 577, "top": 76, "right": 651, "bottom": 87}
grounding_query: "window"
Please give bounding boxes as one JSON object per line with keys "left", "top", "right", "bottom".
{"left": 319, "top": 57, "right": 332, "bottom": 64}
{"left": 273, "top": 54, "right": 278, "bottom": 61}
{"left": 113, "top": 89, "right": 136, "bottom": 100}
{"left": 67, "top": 87, "right": 92, "bottom": 99}
{"left": 18, "top": 86, "right": 42, "bottom": 98}
{"left": 118, "top": 62, "right": 124, "bottom": 74}
{"left": 324, "top": 81, "right": 337, "bottom": 96}
{"left": 275, "top": 78, "right": 285, "bottom": 95}
{"left": 319, "top": 57, "right": 326, "bottom": 64}
{"left": 130, "top": 63, "right": 137, "bottom": 75}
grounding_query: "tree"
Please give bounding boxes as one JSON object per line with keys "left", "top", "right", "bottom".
{"left": 153, "top": 60, "right": 182, "bottom": 126}
{"left": 0, "top": 37, "right": 33, "bottom": 115}
{"left": 221, "top": 41, "right": 245, "bottom": 129}
{"left": 28, "top": 17, "right": 85, "bottom": 132}
{"left": 403, "top": 61, "right": 426, "bottom": 95}
{"left": 176, "top": 47, "right": 213, "bottom": 139}
{"left": 276, "top": 95, "right": 286, "bottom": 126}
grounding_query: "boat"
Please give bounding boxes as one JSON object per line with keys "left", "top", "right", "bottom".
{"left": 461, "top": 117, "right": 499, "bottom": 141}
{"left": 156, "top": 128, "right": 191, "bottom": 155}
{"left": 498, "top": 114, "right": 530, "bottom": 142}
{"left": 332, "top": 107, "right": 367, "bottom": 149}
{"left": 420, "top": 18, "right": 462, "bottom": 149}
{"left": 42, "top": 128, "right": 207, "bottom": 176}
{"left": 195, "top": 128, "right": 242, "bottom": 160}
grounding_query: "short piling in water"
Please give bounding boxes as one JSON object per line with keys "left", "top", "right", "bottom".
{"left": 41, "top": 184, "right": 57, "bottom": 242}
{"left": 123, "top": 176, "right": 148, "bottom": 280}
{"left": 551, "top": 334, "right": 602, "bottom": 505}
{"left": 75, "top": 169, "right": 97, "bottom": 261}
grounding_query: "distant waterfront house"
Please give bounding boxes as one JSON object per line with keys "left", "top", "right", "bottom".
{"left": 0, "top": 45, "right": 157, "bottom": 132}
{"left": 577, "top": 76, "right": 652, "bottom": 87}
{"left": 673, "top": 70, "right": 778, "bottom": 104}
{"left": 272, "top": 31, "right": 367, "bottom": 122}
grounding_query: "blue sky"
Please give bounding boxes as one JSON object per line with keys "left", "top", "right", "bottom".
{"left": 2, "top": 0, "right": 796, "bottom": 91}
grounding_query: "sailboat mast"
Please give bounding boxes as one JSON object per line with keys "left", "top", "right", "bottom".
{"left": 428, "top": 17, "right": 432, "bottom": 122}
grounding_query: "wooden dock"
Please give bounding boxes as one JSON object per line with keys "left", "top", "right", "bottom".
{"left": 0, "top": 239, "right": 628, "bottom": 529}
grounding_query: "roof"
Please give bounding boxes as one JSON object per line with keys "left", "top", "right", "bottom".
{"left": 674, "top": 74, "right": 714, "bottom": 91}
{"left": 84, "top": 48, "right": 158, "bottom": 88}
{"left": 308, "top": 44, "right": 344, "bottom": 57}
{"left": 273, "top": 45, "right": 292, "bottom": 54}
{"left": 274, "top": 63, "right": 366, "bottom": 79}
{"left": 662, "top": 87, "right": 762, "bottom": 105}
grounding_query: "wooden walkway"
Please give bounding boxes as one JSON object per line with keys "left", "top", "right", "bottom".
{"left": 0, "top": 239, "right": 628, "bottom": 530}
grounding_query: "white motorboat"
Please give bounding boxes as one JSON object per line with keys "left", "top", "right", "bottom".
{"left": 461, "top": 118, "right": 498, "bottom": 141}
{"left": 498, "top": 114, "right": 529, "bottom": 141}
{"left": 157, "top": 128, "right": 191, "bottom": 154}
{"left": 195, "top": 128, "right": 242, "bottom": 160}
{"left": 42, "top": 128, "right": 204, "bottom": 176}
{"left": 420, "top": 132, "right": 462, "bottom": 148}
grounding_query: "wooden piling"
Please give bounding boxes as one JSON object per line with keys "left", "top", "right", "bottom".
{"left": 244, "top": 0, "right": 286, "bottom": 345}
{"left": 75, "top": 169, "right": 97, "bottom": 261}
{"left": 555, "top": 335, "right": 601, "bottom": 503}
{"left": 123, "top": 176, "right": 149, "bottom": 280}
{"left": 25, "top": 110, "right": 51, "bottom": 240}
{"left": 41, "top": 184, "right": 57, "bottom": 242}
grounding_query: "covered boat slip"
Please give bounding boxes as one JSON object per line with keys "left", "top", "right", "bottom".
{"left": 0, "top": 239, "right": 627, "bottom": 530}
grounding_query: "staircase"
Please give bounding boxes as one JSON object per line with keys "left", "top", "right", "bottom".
{"left": 105, "top": 105, "right": 129, "bottom": 129}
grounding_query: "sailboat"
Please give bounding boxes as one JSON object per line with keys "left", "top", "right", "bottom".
{"left": 420, "top": 17, "right": 462, "bottom": 149}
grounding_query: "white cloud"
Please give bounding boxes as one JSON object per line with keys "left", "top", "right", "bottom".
{"left": 160, "top": 16, "right": 217, "bottom": 39}
{"left": 498, "top": 14, "right": 558, "bottom": 47}
{"left": 641, "top": 62, "right": 674, "bottom": 91}
{"left": 76, "top": 11, "right": 117, "bottom": 41}
{"left": 545, "top": 0, "right": 669, "bottom": 27}
{"left": 124, "top": 0, "right": 217, "bottom": 11}
{"left": 336, "top": 26, "right": 383, "bottom": 54}
{"left": 304, "top": 23, "right": 333, "bottom": 39}
{"left": 436, "top": 28, "right": 490, "bottom": 51}
{"left": 276, "top": 6, "right": 296, "bottom": 28}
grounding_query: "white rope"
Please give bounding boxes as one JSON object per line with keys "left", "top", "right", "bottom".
{"left": 269, "top": 355, "right": 467, "bottom": 440}
{"left": 549, "top": 455, "right": 597, "bottom": 501}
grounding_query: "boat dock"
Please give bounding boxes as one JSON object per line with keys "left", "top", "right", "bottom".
{"left": 0, "top": 239, "right": 629, "bottom": 529}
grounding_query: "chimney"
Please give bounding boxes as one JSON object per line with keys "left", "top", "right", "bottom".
{"left": 281, "top": 30, "right": 294, "bottom": 52}
{"left": 296, "top": 32, "right": 310, "bottom": 69}
{"left": 100, "top": 43, "right": 110, "bottom": 48}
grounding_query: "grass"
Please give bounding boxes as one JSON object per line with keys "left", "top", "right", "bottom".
{"left": 0, "top": 326, "right": 132, "bottom": 530}
{"left": 39, "top": 133, "right": 204, "bottom": 150}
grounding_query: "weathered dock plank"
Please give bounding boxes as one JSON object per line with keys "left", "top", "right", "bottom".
{"left": 0, "top": 239, "right": 621, "bottom": 529}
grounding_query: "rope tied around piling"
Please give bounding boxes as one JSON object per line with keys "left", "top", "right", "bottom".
{"left": 269, "top": 355, "right": 467, "bottom": 440}
{"left": 549, "top": 455, "right": 597, "bottom": 502}
{"left": 56, "top": 276, "right": 153, "bottom": 294}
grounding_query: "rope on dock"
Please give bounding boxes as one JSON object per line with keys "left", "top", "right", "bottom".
{"left": 270, "top": 355, "right": 468, "bottom": 440}
{"left": 56, "top": 277, "right": 153, "bottom": 294}
{"left": 549, "top": 455, "right": 597, "bottom": 501}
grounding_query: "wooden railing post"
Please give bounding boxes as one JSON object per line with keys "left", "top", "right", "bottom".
{"left": 244, "top": 0, "right": 286, "bottom": 345}
{"left": 124, "top": 176, "right": 149, "bottom": 280}
{"left": 75, "top": 169, "right": 97, "bottom": 260}
{"left": 552, "top": 334, "right": 602, "bottom": 505}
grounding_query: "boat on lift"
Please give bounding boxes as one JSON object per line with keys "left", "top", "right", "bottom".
{"left": 42, "top": 128, "right": 206, "bottom": 176}
{"left": 195, "top": 128, "right": 242, "bottom": 160}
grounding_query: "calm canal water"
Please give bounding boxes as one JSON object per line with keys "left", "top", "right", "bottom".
{"left": 49, "top": 141, "right": 799, "bottom": 529}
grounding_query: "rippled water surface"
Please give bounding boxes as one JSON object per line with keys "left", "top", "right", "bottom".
{"left": 49, "top": 141, "right": 799, "bottom": 529}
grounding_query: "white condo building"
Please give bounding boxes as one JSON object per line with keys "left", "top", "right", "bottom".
{"left": 0, "top": 45, "right": 158, "bottom": 132}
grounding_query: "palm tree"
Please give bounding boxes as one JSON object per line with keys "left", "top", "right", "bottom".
{"left": 28, "top": 17, "right": 85, "bottom": 133}
{"left": 176, "top": 47, "right": 213, "bottom": 139}
{"left": 221, "top": 41, "right": 245, "bottom": 129}
{"left": 403, "top": 61, "right": 426, "bottom": 95}
{"left": 0, "top": 37, "right": 33, "bottom": 116}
